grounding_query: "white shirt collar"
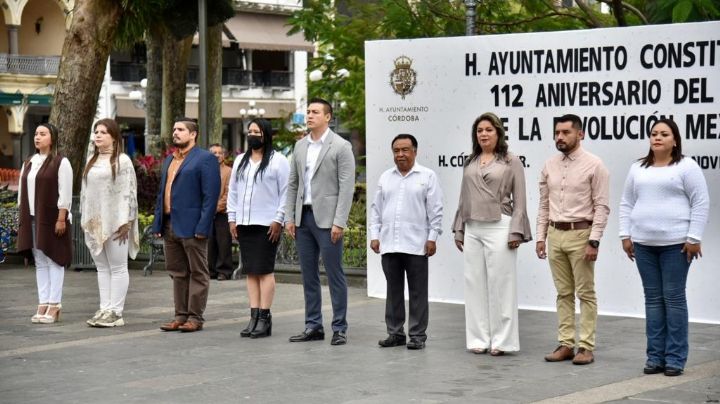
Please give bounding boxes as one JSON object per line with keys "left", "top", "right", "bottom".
{"left": 393, "top": 163, "right": 420, "bottom": 177}
{"left": 307, "top": 128, "right": 330, "bottom": 144}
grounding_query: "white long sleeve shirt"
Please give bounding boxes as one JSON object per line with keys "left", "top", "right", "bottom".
{"left": 228, "top": 152, "right": 290, "bottom": 226}
{"left": 302, "top": 128, "right": 329, "bottom": 206}
{"left": 18, "top": 153, "right": 73, "bottom": 221}
{"left": 370, "top": 163, "right": 444, "bottom": 255}
{"left": 619, "top": 157, "right": 709, "bottom": 246}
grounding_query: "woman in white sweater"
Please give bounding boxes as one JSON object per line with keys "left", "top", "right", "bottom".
{"left": 80, "top": 118, "right": 139, "bottom": 328}
{"left": 619, "top": 118, "right": 709, "bottom": 377}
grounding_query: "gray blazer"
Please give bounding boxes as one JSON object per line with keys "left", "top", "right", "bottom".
{"left": 285, "top": 130, "right": 355, "bottom": 228}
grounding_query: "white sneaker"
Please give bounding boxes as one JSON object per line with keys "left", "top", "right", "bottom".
{"left": 94, "top": 311, "right": 125, "bottom": 327}
{"left": 87, "top": 310, "right": 106, "bottom": 327}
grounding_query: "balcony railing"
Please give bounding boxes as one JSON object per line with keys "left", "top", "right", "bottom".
{"left": 110, "top": 62, "right": 293, "bottom": 89}
{"left": 188, "top": 67, "right": 293, "bottom": 88}
{"left": 0, "top": 54, "right": 60, "bottom": 75}
{"left": 110, "top": 63, "right": 147, "bottom": 82}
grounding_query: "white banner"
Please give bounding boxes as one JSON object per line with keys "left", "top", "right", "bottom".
{"left": 365, "top": 21, "right": 720, "bottom": 323}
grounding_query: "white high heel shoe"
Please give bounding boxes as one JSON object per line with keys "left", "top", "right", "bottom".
{"left": 39, "top": 303, "right": 62, "bottom": 324}
{"left": 31, "top": 304, "right": 49, "bottom": 323}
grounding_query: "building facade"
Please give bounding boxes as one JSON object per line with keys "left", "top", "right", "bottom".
{"left": 0, "top": 0, "right": 311, "bottom": 169}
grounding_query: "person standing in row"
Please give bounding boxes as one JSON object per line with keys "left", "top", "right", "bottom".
{"left": 619, "top": 119, "right": 709, "bottom": 377}
{"left": 370, "top": 134, "right": 443, "bottom": 350}
{"left": 153, "top": 118, "right": 220, "bottom": 333}
{"left": 16, "top": 123, "right": 73, "bottom": 324}
{"left": 285, "top": 98, "right": 356, "bottom": 345}
{"left": 208, "top": 144, "right": 234, "bottom": 281}
{"left": 228, "top": 118, "right": 290, "bottom": 339}
{"left": 536, "top": 114, "right": 610, "bottom": 365}
{"left": 453, "top": 113, "right": 532, "bottom": 356}
{"left": 80, "top": 118, "right": 139, "bottom": 328}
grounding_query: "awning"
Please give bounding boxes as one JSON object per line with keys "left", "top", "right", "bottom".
{"left": 0, "top": 93, "right": 24, "bottom": 105}
{"left": 225, "top": 13, "right": 314, "bottom": 52}
{"left": 115, "top": 97, "right": 296, "bottom": 120}
{"left": 27, "top": 94, "right": 52, "bottom": 106}
{"left": 192, "top": 29, "right": 232, "bottom": 47}
{"left": 0, "top": 93, "right": 53, "bottom": 106}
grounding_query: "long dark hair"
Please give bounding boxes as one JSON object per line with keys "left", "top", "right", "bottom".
{"left": 639, "top": 118, "right": 683, "bottom": 168}
{"left": 467, "top": 112, "right": 509, "bottom": 165}
{"left": 34, "top": 122, "right": 60, "bottom": 162}
{"left": 237, "top": 118, "right": 274, "bottom": 182}
{"left": 83, "top": 118, "right": 122, "bottom": 181}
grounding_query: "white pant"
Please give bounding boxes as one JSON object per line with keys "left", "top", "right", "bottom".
{"left": 463, "top": 216, "right": 519, "bottom": 351}
{"left": 91, "top": 237, "right": 129, "bottom": 315}
{"left": 33, "top": 247, "right": 65, "bottom": 304}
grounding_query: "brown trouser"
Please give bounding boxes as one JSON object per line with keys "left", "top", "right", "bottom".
{"left": 163, "top": 221, "right": 210, "bottom": 324}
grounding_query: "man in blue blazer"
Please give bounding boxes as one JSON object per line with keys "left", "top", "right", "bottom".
{"left": 285, "top": 98, "right": 355, "bottom": 345}
{"left": 152, "top": 118, "right": 220, "bottom": 332}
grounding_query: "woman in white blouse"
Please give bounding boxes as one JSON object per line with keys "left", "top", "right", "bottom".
{"left": 17, "top": 123, "right": 73, "bottom": 324}
{"left": 80, "top": 118, "right": 139, "bottom": 328}
{"left": 228, "top": 118, "right": 289, "bottom": 338}
{"left": 619, "top": 119, "right": 709, "bottom": 377}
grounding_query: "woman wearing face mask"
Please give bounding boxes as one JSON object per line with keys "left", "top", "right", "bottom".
{"left": 16, "top": 123, "right": 73, "bottom": 324}
{"left": 80, "top": 118, "right": 139, "bottom": 327}
{"left": 228, "top": 118, "right": 289, "bottom": 338}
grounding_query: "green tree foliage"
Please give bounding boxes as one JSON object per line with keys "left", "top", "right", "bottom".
{"left": 646, "top": 0, "right": 720, "bottom": 23}
{"left": 288, "top": 0, "right": 639, "bottom": 139}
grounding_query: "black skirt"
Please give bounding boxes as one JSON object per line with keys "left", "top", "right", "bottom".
{"left": 237, "top": 225, "right": 279, "bottom": 275}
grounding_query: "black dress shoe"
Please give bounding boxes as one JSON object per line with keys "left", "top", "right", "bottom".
{"left": 289, "top": 328, "right": 324, "bottom": 342}
{"left": 217, "top": 273, "right": 229, "bottom": 281}
{"left": 378, "top": 334, "right": 406, "bottom": 347}
{"left": 330, "top": 331, "right": 347, "bottom": 345}
{"left": 664, "top": 367, "right": 683, "bottom": 377}
{"left": 643, "top": 364, "right": 665, "bottom": 374}
{"left": 407, "top": 338, "right": 425, "bottom": 350}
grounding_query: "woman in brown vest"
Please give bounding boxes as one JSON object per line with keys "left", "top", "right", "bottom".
{"left": 17, "top": 123, "right": 73, "bottom": 324}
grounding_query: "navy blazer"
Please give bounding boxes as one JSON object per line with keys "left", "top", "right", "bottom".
{"left": 151, "top": 147, "right": 220, "bottom": 238}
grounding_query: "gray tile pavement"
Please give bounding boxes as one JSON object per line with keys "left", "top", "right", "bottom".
{"left": 0, "top": 265, "right": 718, "bottom": 403}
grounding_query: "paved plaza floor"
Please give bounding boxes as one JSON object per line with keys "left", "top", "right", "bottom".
{"left": 1, "top": 265, "right": 718, "bottom": 403}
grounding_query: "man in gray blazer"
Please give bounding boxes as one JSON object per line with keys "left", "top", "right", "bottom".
{"left": 285, "top": 98, "right": 356, "bottom": 345}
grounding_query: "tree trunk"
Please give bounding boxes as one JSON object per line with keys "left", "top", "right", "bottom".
{"left": 207, "top": 23, "right": 223, "bottom": 146}
{"left": 611, "top": 0, "right": 628, "bottom": 26}
{"left": 161, "top": 34, "right": 193, "bottom": 146}
{"left": 50, "top": 0, "right": 123, "bottom": 192}
{"left": 145, "top": 25, "right": 164, "bottom": 154}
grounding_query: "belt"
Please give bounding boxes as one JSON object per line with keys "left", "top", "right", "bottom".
{"left": 302, "top": 205, "right": 313, "bottom": 212}
{"left": 549, "top": 220, "right": 592, "bottom": 231}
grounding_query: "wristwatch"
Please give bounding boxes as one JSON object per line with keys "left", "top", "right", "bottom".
{"left": 588, "top": 240, "right": 600, "bottom": 249}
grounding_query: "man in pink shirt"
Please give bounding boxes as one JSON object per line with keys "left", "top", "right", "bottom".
{"left": 536, "top": 114, "right": 610, "bottom": 365}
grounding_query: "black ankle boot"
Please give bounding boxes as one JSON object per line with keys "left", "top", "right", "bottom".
{"left": 250, "top": 309, "right": 272, "bottom": 338}
{"left": 240, "top": 308, "right": 259, "bottom": 337}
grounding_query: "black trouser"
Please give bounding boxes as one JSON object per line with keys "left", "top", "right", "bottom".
{"left": 208, "top": 212, "right": 234, "bottom": 278}
{"left": 381, "top": 253, "right": 429, "bottom": 341}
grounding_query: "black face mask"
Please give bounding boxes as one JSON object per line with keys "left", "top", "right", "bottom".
{"left": 248, "top": 136, "right": 264, "bottom": 150}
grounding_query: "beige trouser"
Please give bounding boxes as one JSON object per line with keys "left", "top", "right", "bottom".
{"left": 547, "top": 226, "right": 597, "bottom": 350}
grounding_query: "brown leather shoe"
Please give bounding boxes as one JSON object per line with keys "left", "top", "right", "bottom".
{"left": 178, "top": 321, "right": 203, "bottom": 332}
{"left": 572, "top": 348, "right": 594, "bottom": 365}
{"left": 160, "top": 320, "right": 185, "bottom": 331}
{"left": 544, "top": 345, "right": 575, "bottom": 362}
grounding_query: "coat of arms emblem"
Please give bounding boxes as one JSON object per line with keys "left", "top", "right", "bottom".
{"left": 389, "top": 56, "right": 416, "bottom": 99}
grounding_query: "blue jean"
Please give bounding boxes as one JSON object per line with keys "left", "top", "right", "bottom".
{"left": 295, "top": 209, "right": 347, "bottom": 332}
{"left": 634, "top": 243, "right": 691, "bottom": 370}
